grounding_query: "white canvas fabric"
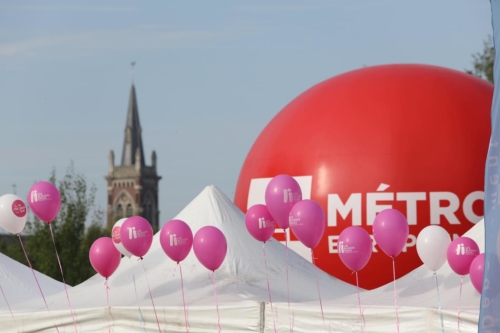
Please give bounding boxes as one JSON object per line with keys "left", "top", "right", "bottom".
{"left": 267, "top": 221, "right": 484, "bottom": 332}
{"left": 0, "top": 184, "right": 485, "bottom": 332}
{"left": 1, "top": 185, "right": 358, "bottom": 332}
{"left": 0, "top": 251, "right": 67, "bottom": 308}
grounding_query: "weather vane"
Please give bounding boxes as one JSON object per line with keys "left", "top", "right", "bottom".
{"left": 131, "top": 61, "right": 136, "bottom": 82}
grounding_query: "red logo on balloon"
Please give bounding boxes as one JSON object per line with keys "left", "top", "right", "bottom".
{"left": 234, "top": 64, "right": 492, "bottom": 290}
{"left": 12, "top": 200, "right": 27, "bottom": 218}
{"left": 112, "top": 226, "right": 121, "bottom": 244}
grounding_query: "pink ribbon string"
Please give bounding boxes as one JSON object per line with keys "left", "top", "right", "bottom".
{"left": 211, "top": 271, "right": 221, "bottom": 332}
{"left": 285, "top": 232, "right": 293, "bottom": 333}
{"left": 392, "top": 258, "right": 400, "bottom": 333}
{"left": 18, "top": 234, "right": 60, "bottom": 333}
{"left": 179, "top": 263, "right": 190, "bottom": 333}
{"left": 355, "top": 272, "right": 365, "bottom": 331}
{"left": 433, "top": 273, "right": 445, "bottom": 333}
{"left": 311, "top": 249, "right": 325, "bottom": 325}
{"left": 458, "top": 275, "right": 463, "bottom": 333}
{"left": 104, "top": 280, "right": 110, "bottom": 307}
{"left": 104, "top": 279, "right": 113, "bottom": 333}
{"left": 128, "top": 258, "right": 145, "bottom": 333}
{"left": 0, "top": 285, "right": 18, "bottom": 333}
{"left": 141, "top": 259, "right": 162, "bottom": 333}
{"left": 262, "top": 243, "right": 277, "bottom": 333}
{"left": 48, "top": 223, "right": 78, "bottom": 333}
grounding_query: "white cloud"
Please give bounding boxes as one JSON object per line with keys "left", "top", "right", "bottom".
{"left": 235, "top": 4, "right": 320, "bottom": 12}
{"left": 0, "top": 5, "right": 136, "bottom": 12}
{"left": 0, "top": 23, "right": 268, "bottom": 57}
{"left": 0, "top": 29, "right": 225, "bottom": 57}
{"left": 0, "top": 33, "right": 90, "bottom": 56}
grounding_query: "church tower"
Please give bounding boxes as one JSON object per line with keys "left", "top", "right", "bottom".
{"left": 105, "top": 84, "right": 161, "bottom": 231}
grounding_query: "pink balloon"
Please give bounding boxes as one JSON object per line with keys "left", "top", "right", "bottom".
{"left": 27, "top": 181, "right": 62, "bottom": 223}
{"left": 289, "top": 199, "right": 326, "bottom": 249}
{"left": 470, "top": 253, "right": 485, "bottom": 294}
{"left": 447, "top": 237, "right": 479, "bottom": 276}
{"left": 120, "top": 216, "right": 153, "bottom": 258}
{"left": 372, "top": 209, "right": 409, "bottom": 258}
{"left": 245, "top": 204, "right": 276, "bottom": 242}
{"left": 193, "top": 226, "right": 227, "bottom": 271}
{"left": 265, "top": 175, "right": 302, "bottom": 229}
{"left": 160, "top": 219, "right": 193, "bottom": 263}
{"left": 89, "top": 237, "right": 121, "bottom": 278}
{"left": 338, "top": 226, "right": 373, "bottom": 272}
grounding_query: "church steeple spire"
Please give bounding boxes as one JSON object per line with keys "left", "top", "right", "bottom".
{"left": 121, "top": 84, "right": 145, "bottom": 166}
{"left": 106, "top": 80, "right": 161, "bottom": 231}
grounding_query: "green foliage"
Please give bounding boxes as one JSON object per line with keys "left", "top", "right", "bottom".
{"left": 466, "top": 35, "right": 495, "bottom": 84}
{"left": 0, "top": 162, "right": 108, "bottom": 286}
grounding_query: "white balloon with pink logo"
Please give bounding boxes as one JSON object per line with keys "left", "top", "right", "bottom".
{"left": 112, "top": 218, "right": 132, "bottom": 258}
{"left": 0, "top": 194, "right": 28, "bottom": 235}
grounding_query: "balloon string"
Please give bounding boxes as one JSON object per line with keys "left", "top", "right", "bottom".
{"left": 433, "top": 273, "right": 444, "bottom": 333}
{"left": 355, "top": 272, "right": 365, "bottom": 331}
{"left": 104, "top": 279, "right": 113, "bottom": 333}
{"left": 18, "top": 234, "right": 60, "bottom": 333}
{"left": 128, "top": 258, "right": 145, "bottom": 333}
{"left": 263, "top": 243, "right": 277, "bottom": 333}
{"left": 211, "top": 271, "right": 221, "bottom": 332}
{"left": 392, "top": 258, "right": 400, "bottom": 333}
{"left": 285, "top": 232, "right": 293, "bottom": 333}
{"left": 179, "top": 263, "right": 190, "bottom": 333}
{"left": 311, "top": 249, "right": 325, "bottom": 325}
{"left": 0, "top": 285, "right": 19, "bottom": 333}
{"left": 458, "top": 275, "right": 463, "bottom": 333}
{"left": 141, "top": 259, "right": 162, "bottom": 333}
{"left": 48, "top": 223, "right": 78, "bottom": 333}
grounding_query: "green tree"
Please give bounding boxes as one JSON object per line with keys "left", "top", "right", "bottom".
{"left": 466, "top": 35, "right": 495, "bottom": 84}
{"left": 0, "top": 162, "right": 109, "bottom": 286}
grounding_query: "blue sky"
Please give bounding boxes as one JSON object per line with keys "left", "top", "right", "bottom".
{"left": 0, "top": 0, "right": 493, "bottom": 227}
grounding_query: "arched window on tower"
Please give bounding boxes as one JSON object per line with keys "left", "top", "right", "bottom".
{"left": 116, "top": 204, "right": 123, "bottom": 218}
{"left": 126, "top": 204, "right": 133, "bottom": 217}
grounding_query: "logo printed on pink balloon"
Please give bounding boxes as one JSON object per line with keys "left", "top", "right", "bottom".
{"left": 258, "top": 217, "right": 274, "bottom": 229}
{"left": 112, "top": 226, "right": 121, "bottom": 244}
{"left": 11, "top": 200, "right": 27, "bottom": 218}
{"left": 338, "top": 241, "right": 357, "bottom": 254}
{"left": 30, "top": 190, "right": 51, "bottom": 203}
{"left": 128, "top": 227, "right": 148, "bottom": 240}
{"left": 447, "top": 237, "right": 479, "bottom": 276}
{"left": 289, "top": 216, "right": 303, "bottom": 227}
{"left": 283, "top": 188, "right": 301, "bottom": 203}
{"left": 455, "top": 243, "right": 478, "bottom": 256}
{"left": 169, "top": 234, "right": 189, "bottom": 246}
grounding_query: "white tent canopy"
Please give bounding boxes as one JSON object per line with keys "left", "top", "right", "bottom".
{"left": 0, "top": 249, "right": 67, "bottom": 309}
{"left": 4, "top": 185, "right": 359, "bottom": 332}
{"left": 268, "top": 221, "right": 485, "bottom": 332}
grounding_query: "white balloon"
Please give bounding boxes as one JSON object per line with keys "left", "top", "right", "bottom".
{"left": 416, "top": 225, "right": 451, "bottom": 272}
{"left": 0, "top": 194, "right": 28, "bottom": 235}
{"left": 111, "top": 218, "right": 132, "bottom": 258}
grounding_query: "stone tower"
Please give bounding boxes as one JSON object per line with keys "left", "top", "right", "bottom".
{"left": 105, "top": 84, "right": 161, "bottom": 230}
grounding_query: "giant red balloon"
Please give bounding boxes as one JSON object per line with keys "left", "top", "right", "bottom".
{"left": 234, "top": 64, "right": 492, "bottom": 290}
